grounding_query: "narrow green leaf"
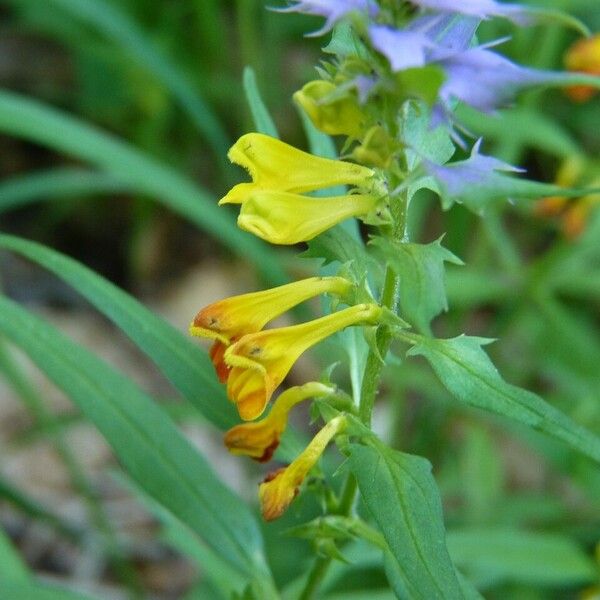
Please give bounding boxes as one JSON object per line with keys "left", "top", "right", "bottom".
{"left": 407, "top": 335, "right": 600, "bottom": 463}
{"left": 372, "top": 238, "right": 462, "bottom": 333}
{"left": 115, "top": 474, "right": 247, "bottom": 599}
{"left": 447, "top": 528, "right": 597, "bottom": 587}
{"left": 349, "top": 441, "right": 465, "bottom": 600}
{"left": 0, "top": 295, "right": 269, "bottom": 579}
{"left": 437, "top": 173, "right": 600, "bottom": 214}
{"left": 243, "top": 66, "right": 279, "bottom": 139}
{"left": 14, "top": 0, "right": 230, "bottom": 157}
{"left": 0, "top": 527, "right": 30, "bottom": 584}
{"left": 0, "top": 88, "right": 287, "bottom": 286}
{"left": 0, "top": 168, "right": 130, "bottom": 214}
{"left": 0, "top": 234, "right": 237, "bottom": 430}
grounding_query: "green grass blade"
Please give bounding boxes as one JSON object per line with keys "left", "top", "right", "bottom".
{"left": 14, "top": 0, "right": 230, "bottom": 158}
{"left": 0, "top": 234, "right": 237, "bottom": 430}
{"left": 0, "top": 294, "right": 270, "bottom": 580}
{"left": 243, "top": 66, "right": 279, "bottom": 138}
{"left": 0, "top": 168, "right": 130, "bottom": 214}
{"left": 0, "top": 88, "right": 287, "bottom": 285}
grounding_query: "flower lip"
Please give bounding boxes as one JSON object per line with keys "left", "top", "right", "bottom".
{"left": 219, "top": 133, "right": 375, "bottom": 205}
{"left": 189, "top": 277, "right": 353, "bottom": 382}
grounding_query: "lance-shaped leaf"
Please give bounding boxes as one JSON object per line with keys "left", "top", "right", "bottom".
{"left": 349, "top": 441, "right": 466, "bottom": 600}
{"left": 372, "top": 237, "right": 462, "bottom": 333}
{"left": 407, "top": 335, "right": 600, "bottom": 463}
{"left": 0, "top": 295, "right": 272, "bottom": 584}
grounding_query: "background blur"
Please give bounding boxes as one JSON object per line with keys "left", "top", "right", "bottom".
{"left": 1, "top": 0, "right": 600, "bottom": 598}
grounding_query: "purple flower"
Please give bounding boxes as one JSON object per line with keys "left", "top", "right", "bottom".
{"left": 409, "top": 0, "right": 531, "bottom": 25}
{"left": 437, "top": 46, "right": 554, "bottom": 112}
{"left": 369, "top": 25, "right": 435, "bottom": 71}
{"left": 274, "top": 0, "right": 379, "bottom": 36}
{"left": 424, "top": 139, "right": 524, "bottom": 198}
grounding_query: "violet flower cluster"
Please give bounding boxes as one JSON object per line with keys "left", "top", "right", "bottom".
{"left": 278, "top": 0, "right": 578, "bottom": 199}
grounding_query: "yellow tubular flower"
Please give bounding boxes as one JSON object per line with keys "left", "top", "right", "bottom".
{"left": 237, "top": 191, "right": 380, "bottom": 245}
{"left": 219, "top": 133, "right": 375, "bottom": 204}
{"left": 189, "top": 277, "right": 352, "bottom": 382}
{"left": 259, "top": 415, "right": 347, "bottom": 521}
{"left": 225, "top": 304, "right": 382, "bottom": 420}
{"left": 224, "top": 382, "right": 334, "bottom": 462}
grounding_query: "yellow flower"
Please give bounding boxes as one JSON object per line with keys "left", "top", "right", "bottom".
{"left": 564, "top": 34, "right": 600, "bottom": 102}
{"left": 189, "top": 277, "right": 352, "bottom": 382}
{"left": 219, "top": 133, "right": 376, "bottom": 204}
{"left": 259, "top": 415, "right": 347, "bottom": 521}
{"left": 224, "top": 382, "right": 334, "bottom": 462}
{"left": 294, "top": 80, "right": 365, "bottom": 137}
{"left": 237, "top": 191, "right": 382, "bottom": 245}
{"left": 224, "top": 304, "right": 382, "bottom": 420}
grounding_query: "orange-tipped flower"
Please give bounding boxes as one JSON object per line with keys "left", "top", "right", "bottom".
{"left": 189, "top": 277, "right": 352, "bottom": 382}
{"left": 564, "top": 34, "right": 600, "bottom": 102}
{"left": 224, "top": 304, "right": 382, "bottom": 420}
{"left": 219, "top": 133, "right": 376, "bottom": 205}
{"left": 535, "top": 156, "right": 600, "bottom": 239}
{"left": 259, "top": 415, "right": 347, "bottom": 521}
{"left": 224, "top": 382, "right": 334, "bottom": 462}
{"left": 237, "top": 191, "right": 382, "bottom": 245}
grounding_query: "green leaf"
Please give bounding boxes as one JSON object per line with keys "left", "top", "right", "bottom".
{"left": 243, "top": 66, "right": 279, "bottom": 139}
{"left": 0, "top": 527, "right": 30, "bottom": 584}
{"left": 116, "top": 474, "right": 247, "bottom": 599}
{"left": 11, "top": 0, "right": 230, "bottom": 157}
{"left": 0, "top": 234, "right": 237, "bottom": 430}
{"left": 0, "top": 294, "right": 270, "bottom": 581}
{"left": 348, "top": 441, "right": 465, "bottom": 600}
{"left": 0, "top": 168, "right": 130, "bottom": 214}
{"left": 435, "top": 172, "right": 600, "bottom": 214}
{"left": 302, "top": 227, "right": 374, "bottom": 272}
{"left": 0, "top": 88, "right": 287, "bottom": 286}
{"left": 407, "top": 335, "right": 600, "bottom": 463}
{"left": 401, "top": 101, "right": 455, "bottom": 170}
{"left": 372, "top": 237, "right": 462, "bottom": 333}
{"left": 447, "top": 528, "right": 597, "bottom": 587}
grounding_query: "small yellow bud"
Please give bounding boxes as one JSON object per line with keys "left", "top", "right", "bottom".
{"left": 294, "top": 80, "right": 365, "bottom": 137}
